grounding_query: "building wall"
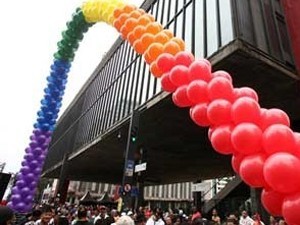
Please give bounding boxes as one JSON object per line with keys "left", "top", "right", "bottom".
{"left": 63, "top": 177, "right": 233, "bottom": 206}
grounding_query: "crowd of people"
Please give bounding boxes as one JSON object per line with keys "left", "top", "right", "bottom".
{"left": 0, "top": 204, "right": 288, "bottom": 225}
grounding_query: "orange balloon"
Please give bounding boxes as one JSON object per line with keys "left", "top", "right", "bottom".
{"left": 137, "top": 14, "right": 155, "bottom": 26}
{"left": 140, "top": 33, "right": 155, "bottom": 53}
{"left": 128, "top": 32, "right": 136, "bottom": 46}
{"left": 118, "top": 13, "right": 130, "bottom": 25}
{"left": 133, "top": 40, "right": 144, "bottom": 54}
{"left": 146, "top": 22, "right": 163, "bottom": 35}
{"left": 124, "top": 18, "right": 138, "bottom": 32}
{"left": 122, "top": 5, "right": 137, "bottom": 14}
{"left": 137, "top": 8, "right": 146, "bottom": 15}
{"left": 147, "top": 43, "right": 164, "bottom": 62}
{"left": 150, "top": 61, "right": 163, "bottom": 78}
{"left": 133, "top": 25, "right": 146, "bottom": 40}
{"left": 162, "top": 29, "right": 174, "bottom": 39}
{"left": 154, "top": 32, "right": 171, "bottom": 44}
{"left": 113, "top": 8, "right": 123, "bottom": 19}
{"left": 120, "top": 25, "right": 130, "bottom": 39}
{"left": 113, "top": 18, "right": 122, "bottom": 31}
{"left": 144, "top": 51, "right": 154, "bottom": 64}
{"left": 129, "top": 10, "right": 143, "bottom": 19}
{"left": 163, "top": 41, "right": 181, "bottom": 55}
{"left": 170, "top": 37, "right": 185, "bottom": 51}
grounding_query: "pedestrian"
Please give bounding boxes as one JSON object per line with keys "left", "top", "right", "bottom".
{"left": 239, "top": 211, "right": 253, "bottom": 225}
{"left": 73, "top": 207, "right": 93, "bottom": 225}
{"left": 0, "top": 206, "right": 15, "bottom": 225}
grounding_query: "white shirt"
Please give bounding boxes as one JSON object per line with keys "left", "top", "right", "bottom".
{"left": 146, "top": 217, "right": 165, "bottom": 225}
{"left": 240, "top": 216, "right": 254, "bottom": 225}
{"left": 239, "top": 216, "right": 254, "bottom": 225}
{"left": 94, "top": 214, "right": 110, "bottom": 224}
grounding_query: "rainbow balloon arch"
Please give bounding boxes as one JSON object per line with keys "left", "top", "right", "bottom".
{"left": 8, "top": 0, "right": 300, "bottom": 224}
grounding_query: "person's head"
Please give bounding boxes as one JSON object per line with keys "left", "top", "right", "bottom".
{"left": 41, "top": 205, "right": 54, "bottom": 224}
{"left": 116, "top": 216, "right": 134, "bottom": 225}
{"left": 241, "top": 211, "right": 248, "bottom": 219}
{"left": 212, "top": 209, "right": 218, "bottom": 216}
{"left": 32, "top": 209, "right": 42, "bottom": 221}
{"left": 153, "top": 208, "right": 163, "bottom": 221}
{"left": 77, "top": 207, "right": 87, "bottom": 220}
{"left": 99, "top": 205, "right": 107, "bottom": 216}
{"left": 0, "top": 206, "right": 14, "bottom": 225}
{"left": 165, "top": 216, "right": 172, "bottom": 225}
{"left": 279, "top": 220, "right": 287, "bottom": 225}
{"left": 191, "top": 207, "right": 198, "bottom": 214}
{"left": 226, "top": 218, "right": 238, "bottom": 225}
{"left": 58, "top": 217, "right": 69, "bottom": 225}
{"left": 135, "top": 214, "right": 146, "bottom": 225}
{"left": 111, "top": 209, "right": 119, "bottom": 218}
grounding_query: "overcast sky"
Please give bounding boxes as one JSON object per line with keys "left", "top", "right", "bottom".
{"left": 0, "top": 0, "right": 144, "bottom": 173}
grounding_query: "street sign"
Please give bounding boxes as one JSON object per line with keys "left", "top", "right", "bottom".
{"left": 191, "top": 182, "right": 210, "bottom": 192}
{"left": 125, "top": 160, "right": 134, "bottom": 177}
{"left": 135, "top": 162, "right": 147, "bottom": 172}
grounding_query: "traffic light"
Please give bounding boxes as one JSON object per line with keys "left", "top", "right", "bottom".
{"left": 130, "top": 126, "right": 138, "bottom": 142}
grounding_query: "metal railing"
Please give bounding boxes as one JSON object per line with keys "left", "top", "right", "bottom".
{"left": 43, "top": 0, "right": 294, "bottom": 172}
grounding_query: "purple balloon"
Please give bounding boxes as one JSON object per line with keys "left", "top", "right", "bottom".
{"left": 28, "top": 160, "right": 40, "bottom": 169}
{"left": 31, "top": 147, "right": 43, "bottom": 156}
{"left": 11, "top": 186, "right": 20, "bottom": 195}
{"left": 23, "top": 173, "right": 36, "bottom": 183}
{"left": 24, "top": 153, "right": 35, "bottom": 161}
{"left": 20, "top": 166, "right": 31, "bottom": 174}
{"left": 33, "top": 129, "right": 42, "bottom": 136}
{"left": 37, "top": 154, "right": 46, "bottom": 162}
{"left": 24, "top": 194, "right": 34, "bottom": 204}
{"left": 15, "top": 202, "right": 27, "bottom": 212}
{"left": 28, "top": 181, "right": 38, "bottom": 189}
{"left": 20, "top": 187, "right": 31, "bottom": 197}
{"left": 33, "top": 167, "right": 42, "bottom": 175}
{"left": 29, "top": 140, "right": 39, "bottom": 148}
{"left": 16, "top": 180, "right": 26, "bottom": 189}
{"left": 21, "top": 161, "right": 28, "bottom": 167}
{"left": 25, "top": 147, "right": 31, "bottom": 153}
{"left": 11, "top": 194, "right": 22, "bottom": 204}
{"left": 36, "top": 135, "right": 48, "bottom": 143}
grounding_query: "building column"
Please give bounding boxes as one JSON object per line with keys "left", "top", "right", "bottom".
{"left": 250, "top": 188, "right": 269, "bottom": 223}
{"left": 122, "top": 110, "right": 140, "bottom": 210}
{"left": 55, "top": 153, "right": 70, "bottom": 204}
{"left": 281, "top": 0, "right": 300, "bottom": 72}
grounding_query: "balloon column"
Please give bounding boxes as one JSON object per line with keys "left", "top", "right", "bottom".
{"left": 8, "top": 0, "right": 300, "bottom": 223}
{"left": 8, "top": 9, "right": 94, "bottom": 213}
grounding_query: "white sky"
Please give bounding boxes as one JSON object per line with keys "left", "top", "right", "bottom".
{"left": 0, "top": 0, "right": 144, "bottom": 173}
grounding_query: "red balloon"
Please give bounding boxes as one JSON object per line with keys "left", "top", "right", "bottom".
{"left": 239, "top": 154, "right": 267, "bottom": 187}
{"left": 172, "top": 85, "right": 192, "bottom": 107}
{"left": 231, "top": 154, "right": 244, "bottom": 174}
{"left": 212, "top": 70, "right": 232, "bottom": 83}
{"left": 234, "top": 87, "right": 258, "bottom": 102}
{"left": 169, "top": 65, "right": 189, "bottom": 87}
{"left": 264, "top": 152, "right": 300, "bottom": 193}
{"left": 262, "top": 124, "right": 296, "bottom": 155}
{"left": 187, "top": 80, "right": 209, "bottom": 104}
{"left": 208, "top": 126, "right": 216, "bottom": 141}
{"left": 260, "top": 108, "right": 290, "bottom": 131}
{"left": 208, "top": 77, "right": 234, "bottom": 101}
{"left": 156, "top": 53, "right": 176, "bottom": 73}
{"left": 188, "top": 59, "right": 212, "bottom": 82}
{"left": 211, "top": 124, "right": 235, "bottom": 155}
{"left": 231, "top": 97, "right": 261, "bottom": 124}
{"left": 231, "top": 123, "right": 263, "bottom": 155}
{"left": 282, "top": 192, "right": 300, "bottom": 225}
{"left": 294, "top": 132, "right": 300, "bottom": 158}
{"left": 261, "top": 189, "right": 284, "bottom": 216}
{"left": 190, "top": 103, "right": 211, "bottom": 127}
{"left": 207, "top": 99, "right": 232, "bottom": 125}
{"left": 175, "top": 51, "right": 195, "bottom": 67}
{"left": 161, "top": 72, "right": 177, "bottom": 92}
